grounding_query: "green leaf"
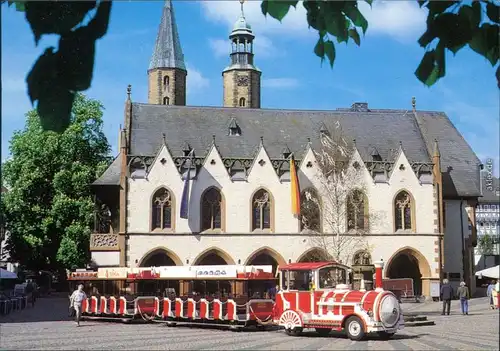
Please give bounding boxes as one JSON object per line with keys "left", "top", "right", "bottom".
{"left": 415, "top": 50, "right": 440, "bottom": 86}
{"left": 469, "top": 23, "right": 500, "bottom": 66}
{"left": 486, "top": 2, "right": 500, "bottom": 24}
{"left": 364, "top": 0, "right": 373, "bottom": 6}
{"left": 37, "top": 89, "right": 75, "bottom": 133}
{"left": 496, "top": 65, "right": 500, "bottom": 89}
{"left": 260, "top": 0, "right": 298, "bottom": 21}
{"left": 348, "top": 28, "right": 360, "bottom": 46}
{"left": 58, "top": 28, "right": 96, "bottom": 91}
{"left": 426, "top": 1, "right": 459, "bottom": 18}
{"left": 25, "top": 1, "right": 96, "bottom": 44}
{"left": 324, "top": 40, "right": 336, "bottom": 68}
{"left": 314, "top": 37, "right": 325, "bottom": 59}
{"left": 324, "top": 9, "right": 349, "bottom": 43}
{"left": 15, "top": 1, "right": 25, "bottom": 11}
{"left": 26, "top": 48, "right": 58, "bottom": 104}
{"left": 343, "top": 2, "right": 368, "bottom": 34}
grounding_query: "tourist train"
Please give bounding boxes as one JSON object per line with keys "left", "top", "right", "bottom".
{"left": 68, "top": 260, "right": 404, "bottom": 340}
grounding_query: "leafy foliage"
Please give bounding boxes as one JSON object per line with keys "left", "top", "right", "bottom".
{"left": 3, "top": 0, "right": 112, "bottom": 132}
{"left": 1, "top": 94, "right": 112, "bottom": 272}
{"left": 478, "top": 234, "right": 495, "bottom": 256}
{"left": 261, "top": 0, "right": 499, "bottom": 87}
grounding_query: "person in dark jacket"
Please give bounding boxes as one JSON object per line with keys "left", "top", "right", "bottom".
{"left": 440, "top": 278, "right": 454, "bottom": 315}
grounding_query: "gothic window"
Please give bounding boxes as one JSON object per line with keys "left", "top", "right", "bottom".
{"left": 163, "top": 96, "right": 170, "bottom": 105}
{"left": 252, "top": 189, "right": 272, "bottom": 231}
{"left": 163, "top": 76, "right": 170, "bottom": 91}
{"left": 201, "top": 188, "right": 222, "bottom": 231}
{"left": 347, "top": 189, "right": 366, "bottom": 231}
{"left": 300, "top": 188, "right": 321, "bottom": 232}
{"left": 239, "top": 97, "right": 246, "bottom": 107}
{"left": 394, "top": 190, "right": 413, "bottom": 231}
{"left": 152, "top": 188, "right": 173, "bottom": 231}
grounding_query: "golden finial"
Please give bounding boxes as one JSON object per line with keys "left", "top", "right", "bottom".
{"left": 240, "top": 0, "right": 245, "bottom": 14}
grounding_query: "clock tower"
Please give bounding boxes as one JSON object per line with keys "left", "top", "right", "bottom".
{"left": 222, "top": 0, "right": 261, "bottom": 109}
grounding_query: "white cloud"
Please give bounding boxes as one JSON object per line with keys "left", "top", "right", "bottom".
{"left": 358, "top": 1, "right": 427, "bottom": 42}
{"left": 201, "top": 0, "right": 310, "bottom": 37}
{"left": 209, "top": 34, "right": 275, "bottom": 59}
{"left": 262, "top": 78, "right": 299, "bottom": 89}
{"left": 186, "top": 64, "right": 209, "bottom": 95}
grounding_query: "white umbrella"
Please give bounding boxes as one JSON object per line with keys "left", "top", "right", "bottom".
{"left": 475, "top": 265, "right": 500, "bottom": 279}
{"left": 0, "top": 268, "right": 18, "bottom": 279}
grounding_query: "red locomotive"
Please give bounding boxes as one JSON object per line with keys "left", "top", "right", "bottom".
{"left": 273, "top": 260, "right": 404, "bottom": 340}
{"left": 68, "top": 260, "right": 404, "bottom": 340}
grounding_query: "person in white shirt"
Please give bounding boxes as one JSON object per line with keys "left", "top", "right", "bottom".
{"left": 69, "top": 284, "right": 87, "bottom": 326}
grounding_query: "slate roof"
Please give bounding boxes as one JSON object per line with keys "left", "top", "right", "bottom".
{"left": 92, "top": 154, "right": 122, "bottom": 186}
{"left": 149, "top": 0, "right": 186, "bottom": 71}
{"left": 479, "top": 176, "right": 500, "bottom": 203}
{"left": 95, "top": 102, "right": 482, "bottom": 198}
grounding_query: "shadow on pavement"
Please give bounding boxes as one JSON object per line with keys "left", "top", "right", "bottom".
{"left": 297, "top": 330, "right": 429, "bottom": 341}
{"left": 0, "top": 298, "right": 72, "bottom": 324}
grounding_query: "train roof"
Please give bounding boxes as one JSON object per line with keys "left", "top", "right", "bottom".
{"left": 278, "top": 261, "right": 348, "bottom": 271}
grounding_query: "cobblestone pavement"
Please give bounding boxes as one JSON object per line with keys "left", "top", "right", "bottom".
{"left": 0, "top": 297, "right": 498, "bottom": 350}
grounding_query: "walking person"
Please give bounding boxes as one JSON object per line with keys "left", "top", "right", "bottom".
{"left": 487, "top": 280, "right": 496, "bottom": 310}
{"left": 69, "top": 284, "right": 87, "bottom": 327}
{"left": 457, "top": 281, "right": 470, "bottom": 315}
{"left": 440, "top": 279, "right": 453, "bottom": 315}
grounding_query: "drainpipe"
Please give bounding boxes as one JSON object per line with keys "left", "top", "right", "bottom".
{"left": 460, "top": 199, "right": 466, "bottom": 282}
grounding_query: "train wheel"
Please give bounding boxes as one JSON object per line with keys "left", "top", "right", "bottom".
{"left": 315, "top": 328, "right": 331, "bottom": 336}
{"left": 377, "top": 331, "right": 395, "bottom": 340}
{"left": 345, "top": 316, "right": 366, "bottom": 341}
{"left": 279, "top": 310, "right": 303, "bottom": 337}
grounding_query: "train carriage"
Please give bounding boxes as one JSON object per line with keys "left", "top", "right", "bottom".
{"left": 273, "top": 260, "right": 404, "bottom": 341}
{"left": 67, "top": 264, "right": 277, "bottom": 329}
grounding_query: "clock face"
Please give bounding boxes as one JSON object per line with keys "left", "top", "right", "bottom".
{"left": 237, "top": 76, "right": 249, "bottom": 87}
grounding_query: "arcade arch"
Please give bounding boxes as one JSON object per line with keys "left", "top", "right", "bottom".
{"left": 245, "top": 247, "right": 286, "bottom": 275}
{"left": 297, "top": 247, "right": 331, "bottom": 262}
{"left": 192, "top": 247, "right": 235, "bottom": 266}
{"left": 138, "top": 247, "right": 182, "bottom": 267}
{"left": 385, "top": 247, "right": 431, "bottom": 297}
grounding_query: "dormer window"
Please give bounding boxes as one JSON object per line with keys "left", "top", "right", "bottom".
{"left": 282, "top": 146, "right": 291, "bottom": 159}
{"left": 228, "top": 118, "right": 241, "bottom": 136}
{"left": 370, "top": 147, "right": 382, "bottom": 161}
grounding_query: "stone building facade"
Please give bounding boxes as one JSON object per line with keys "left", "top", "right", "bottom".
{"left": 89, "top": 0, "right": 482, "bottom": 297}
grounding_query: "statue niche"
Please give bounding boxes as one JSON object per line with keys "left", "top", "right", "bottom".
{"left": 351, "top": 250, "right": 374, "bottom": 291}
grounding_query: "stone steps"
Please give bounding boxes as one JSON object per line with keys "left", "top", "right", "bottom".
{"left": 403, "top": 314, "right": 436, "bottom": 327}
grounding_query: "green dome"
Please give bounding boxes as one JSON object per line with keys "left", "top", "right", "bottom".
{"left": 233, "top": 14, "right": 252, "bottom": 31}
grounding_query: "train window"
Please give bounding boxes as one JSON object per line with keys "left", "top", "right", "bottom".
{"left": 319, "top": 267, "right": 347, "bottom": 288}
{"left": 284, "top": 270, "right": 312, "bottom": 291}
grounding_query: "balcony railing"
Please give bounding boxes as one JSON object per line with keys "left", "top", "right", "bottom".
{"left": 90, "top": 233, "right": 119, "bottom": 251}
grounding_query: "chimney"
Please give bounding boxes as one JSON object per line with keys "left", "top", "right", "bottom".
{"left": 351, "top": 102, "right": 368, "bottom": 112}
{"left": 374, "top": 260, "right": 384, "bottom": 291}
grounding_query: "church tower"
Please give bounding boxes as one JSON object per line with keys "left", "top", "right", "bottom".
{"left": 148, "top": 0, "right": 187, "bottom": 106}
{"left": 223, "top": 0, "right": 261, "bottom": 109}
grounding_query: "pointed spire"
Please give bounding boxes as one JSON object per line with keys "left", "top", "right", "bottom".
{"left": 149, "top": 0, "right": 186, "bottom": 71}
{"left": 433, "top": 138, "right": 440, "bottom": 157}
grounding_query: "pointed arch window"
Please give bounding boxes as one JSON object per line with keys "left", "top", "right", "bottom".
{"left": 152, "top": 188, "right": 173, "bottom": 231}
{"left": 201, "top": 188, "right": 222, "bottom": 231}
{"left": 239, "top": 97, "right": 246, "bottom": 107}
{"left": 252, "top": 189, "right": 272, "bottom": 231}
{"left": 163, "top": 96, "right": 170, "bottom": 105}
{"left": 300, "top": 188, "right": 321, "bottom": 232}
{"left": 394, "top": 190, "right": 413, "bottom": 231}
{"left": 347, "top": 189, "right": 367, "bottom": 231}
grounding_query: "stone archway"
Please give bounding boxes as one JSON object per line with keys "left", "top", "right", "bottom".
{"left": 192, "top": 247, "right": 235, "bottom": 266}
{"left": 297, "top": 247, "right": 330, "bottom": 262}
{"left": 138, "top": 247, "right": 182, "bottom": 267}
{"left": 245, "top": 247, "right": 286, "bottom": 275}
{"left": 385, "top": 247, "right": 432, "bottom": 297}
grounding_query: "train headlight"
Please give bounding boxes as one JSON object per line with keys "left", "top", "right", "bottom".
{"left": 379, "top": 295, "right": 400, "bottom": 328}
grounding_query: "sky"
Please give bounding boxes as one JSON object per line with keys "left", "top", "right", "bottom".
{"left": 2, "top": 0, "right": 499, "bottom": 177}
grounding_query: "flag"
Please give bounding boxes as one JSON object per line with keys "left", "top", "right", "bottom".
{"left": 290, "top": 154, "right": 301, "bottom": 216}
{"left": 180, "top": 150, "right": 194, "bottom": 219}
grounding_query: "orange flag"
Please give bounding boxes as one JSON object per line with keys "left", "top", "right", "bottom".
{"left": 290, "top": 155, "right": 301, "bottom": 216}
